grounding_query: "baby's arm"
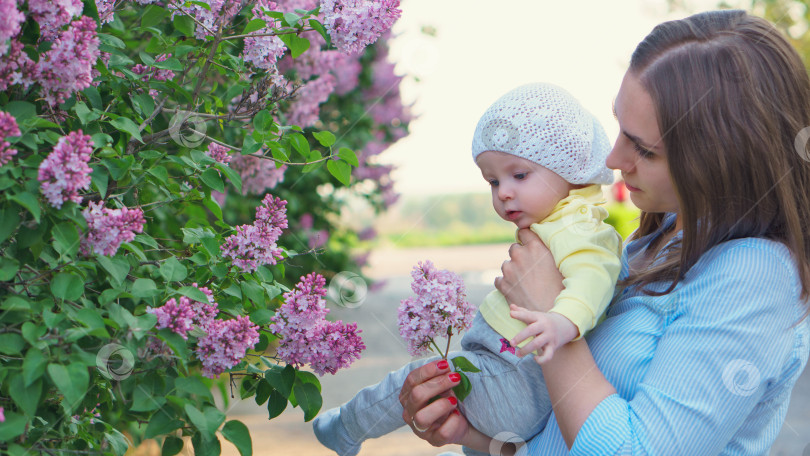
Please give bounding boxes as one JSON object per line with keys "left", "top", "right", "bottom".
{"left": 507, "top": 304, "right": 578, "bottom": 363}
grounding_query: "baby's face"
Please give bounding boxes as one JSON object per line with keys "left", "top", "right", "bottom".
{"left": 476, "top": 151, "right": 573, "bottom": 229}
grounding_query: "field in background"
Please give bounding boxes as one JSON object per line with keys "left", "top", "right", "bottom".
{"left": 374, "top": 193, "right": 641, "bottom": 248}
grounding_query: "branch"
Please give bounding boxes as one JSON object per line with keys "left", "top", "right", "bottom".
{"left": 220, "top": 27, "right": 316, "bottom": 41}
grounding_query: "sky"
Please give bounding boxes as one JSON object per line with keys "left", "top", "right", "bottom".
{"left": 381, "top": 0, "right": 742, "bottom": 196}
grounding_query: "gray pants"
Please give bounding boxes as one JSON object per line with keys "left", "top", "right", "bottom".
{"left": 338, "top": 313, "right": 551, "bottom": 455}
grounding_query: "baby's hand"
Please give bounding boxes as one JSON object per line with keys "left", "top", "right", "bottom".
{"left": 509, "top": 304, "right": 578, "bottom": 364}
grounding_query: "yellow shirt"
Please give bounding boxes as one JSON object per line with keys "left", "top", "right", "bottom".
{"left": 479, "top": 185, "right": 622, "bottom": 345}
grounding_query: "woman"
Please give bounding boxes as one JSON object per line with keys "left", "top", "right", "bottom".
{"left": 398, "top": 10, "right": 810, "bottom": 455}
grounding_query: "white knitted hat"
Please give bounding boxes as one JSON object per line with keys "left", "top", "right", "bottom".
{"left": 471, "top": 83, "right": 613, "bottom": 185}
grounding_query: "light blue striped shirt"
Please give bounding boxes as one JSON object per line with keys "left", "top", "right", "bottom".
{"left": 526, "top": 214, "right": 810, "bottom": 455}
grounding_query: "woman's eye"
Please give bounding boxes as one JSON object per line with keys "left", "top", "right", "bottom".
{"left": 633, "top": 143, "right": 654, "bottom": 159}
{"left": 514, "top": 173, "right": 527, "bottom": 180}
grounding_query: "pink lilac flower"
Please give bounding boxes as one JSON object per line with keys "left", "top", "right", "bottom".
{"left": 80, "top": 201, "right": 146, "bottom": 256}
{"left": 28, "top": 0, "right": 84, "bottom": 41}
{"left": 364, "top": 49, "right": 410, "bottom": 125}
{"left": 243, "top": 1, "right": 287, "bottom": 72}
{"left": 0, "top": 111, "right": 20, "bottom": 167}
{"left": 38, "top": 130, "right": 94, "bottom": 208}
{"left": 320, "top": 0, "right": 401, "bottom": 55}
{"left": 397, "top": 261, "right": 474, "bottom": 357}
{"left": 229, "top": 154, "right": 287, "bottom": 195}
{"left": 269, "top": 273, "right": 365, "bottom": 375}
{"left": 147, "top": 284, "right": 218, "bottom": 339}
{"left": 287, "top": 73, "right": 335, "bottom": 127}
{"left": 0, "top": 40, "right": 38, "bottom": 91}
{"left": 38, "top": 16, "right": 101, "bottom": 106}
{"left": 196, "top": 315, "right": 260, "bottom": 378}
{"left": 132, "top": 53, "right": 176, "bottom": 82}
{"left": 221, "top": 194, "right": 288, "bottom": 272}
{"left": 0, "top": 406, "right": 4, "bottom": 422}
{"left": 205, "top": 142, "right": 232, "bottom": 165}
{"left": 0, "top": 0, "right": 25, "bottom": 56}
{"left": 96, "top": 0, "right": 116, "bottom": 24}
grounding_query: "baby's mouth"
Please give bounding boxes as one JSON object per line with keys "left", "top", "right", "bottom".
{"left": 506, "top": 210, "right": 522, "bottom": 221}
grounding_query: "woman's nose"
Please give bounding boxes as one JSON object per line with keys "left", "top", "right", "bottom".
{"left": 606, "top": 140, "right": 633, "bottom": 172}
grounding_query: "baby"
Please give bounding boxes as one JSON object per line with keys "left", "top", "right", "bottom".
{"left": 313, "top": 83, "right": 622, "bottom": 456}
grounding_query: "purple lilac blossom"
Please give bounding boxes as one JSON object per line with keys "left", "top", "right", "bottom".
{"left": 205, "top": 142, "right": 232, "bottom": 165}
{"left": 168, "top": 0, "right": 242, "bottom": 39}
{"left": 38, "top": 16, "right": 101, "bottom": 106}
{"left": 80, "top": 201, "right": 146, "bottom": 256}
{"left": 319, "top": 0, "right": 401, "bottom": 55}
{"left": 269, "top": 273, "right": 365, "bottom": 375}
{"left": 196, "top": 315, "right": 260, "bottom": 378}
{"left": 0, "top": 111, "right": 20, "bottom": 167}
{"left": 28, "top": 0, "right": 83, "bottom": 41}
{"left": 397, "top": 261, "right": 474, "bottom": 357}
{"left": 0, "top": 40, "right": 38, "bottom": 91}
{"left": 287, "top": 73, "right": 335, "bottom": 127}
{"left": 38, "top": 130, "right": 94, "bottom": 208}
{"left": 0, "top": 0, "right": 24, "bottom": 56}
{"left": 132, "top": 53, "right": 176, "bottom": 82}
{"left": 229, "top": 153, "right": 287, "bottom": 195}
{"left": 221, "top": 194, "right": 288, "bottom": 272}
{"left": 95, "top": 0, "right": 116, "bottom": 24}
{"left": 147, "top": 284, "right": 219, "bottom": 339}
{"left": 0, "top": 407, "right": 4, "bottom": 422}
{"left": 243, "top": 0, "right": 287, "bottom": 72}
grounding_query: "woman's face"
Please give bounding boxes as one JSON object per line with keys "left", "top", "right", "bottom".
{"left": 606, "top": 72, "right": 680, "bottom": 221}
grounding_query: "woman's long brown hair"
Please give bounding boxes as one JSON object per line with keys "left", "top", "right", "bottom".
{"left": 622, "top": 10, "right": 810, "bottom": 313}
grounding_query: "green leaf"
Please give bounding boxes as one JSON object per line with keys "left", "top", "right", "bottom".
{"left": 48, "top": 363, "right": 89, "bottom": 411}
{"left": 74, "top": 101, "right": 99, "bottom": 124}
{"left": 110, "top": 117, "right": 144, "bottom": 143}
{"left": 0, "top": 334, "right": 24, "bottom": 355}
{"left": 0, "top": 412, "right": 27, "bottom": 441}
{"left": 162, "top": 436, "right": 185, "bottom": 456}
{"left": 191, "top": 432, "right": 221, "bottom": 456}
{"left": 4, "top": 101, "right": 36, "bottom": 124}
{"left": 313, "top": 131, "right": 336, "bottom": 147}
{"left": 185, "top": 404, "right": 209, "bottom": 434}
{"left": 179, "top": 285, "right": 210, "bottom": 303}
{"left": 141, "top": 4, "right": 169, "bottom": 27}
{"left": 293, "top": 380, "right": 322, "bottom": 422}
{"left": 283, "top": 12, "right": 302, "bottom": 27}
{"left": 132, "top": 93, "right": 156, "bottom": 118}
{"left": 52, "top": 222, "right": 80, "bottom": 257}
{"left": 97, "top": 33, "right": 125, "bottom": 49}
{"left": 253, "top": 110, "right": 273, "bottom": 133}
{"left": 200, "top": 168, "right": 225, "bottom": 193}
{"left": 131, "top": 278, "right": 159, "bottom": 298}
{"left": 10, "top": 375, "right": 41, "bottom": 417}
{"left": 9, "top": 192, "right": 41, "bottom": 223}
{"left": 288, "top": 133, "right": 309, "bottom": 157}
{"left": 175, "top": 376, "right": 215, "bottom": 403}
{"left": 264, "top": 364, "right": 295, "bottom": 398}
{"left": 221, "top": 420, "right": 252, "bottom": 456}
{"left": 308, "top": 19, "right": 330, "bottom": 47}
{"left": 216, "top": 164, "right": 242, "bottom": 192}
{"left": 91, "top": 166, "right": 109, "bottom": 197}
{"left": 451, "top": 370, "right": 472, "bottom": 402}
{"left": 242, "top": 18, "right": 266, "bottom": 34}
{"left": 0, "top": 257, "right": 19, "bottom": 281}
{"left": 254, "top": 379, "right": 271, "bottom": 406}
{"left": 148, "top": 165, "right": 169, "bottom": 183}
{"left": 0, "top": 206, "right": 20, "bottom": 244}
{"left": 173, "top": 15, "right": 195, "bottom": 38}
{"left": 51, "top": 272, "right": 84, "bottom": 301}
{"left": 153, "top": 57, "right": 183, "bottom": 71}
{"left": 146, "top": 411, "right": 185, "bottom": 439}
{"left": 266, "top": 388, "right": 287, "bottom": 419}
{"left": 131, "top": 386, "right": 167, "bottom": 411}
{"left": 105, "top": 430, "right": 130, "bottom": 456}
{"left": 249, "top": 309, "right": 273, "bottom": 325}
{"left": 76, "top": 308, "right": 105, "bottom": 329}
{"left": 267, "top": 142, "right": 289, "bottom": 162}
{"left": 451, "top": 356, "right": 481, "bottom": 373}
{"left": 279, "top": 33, "right": 310, "bottom": 59}
{"left": 327, "top": 159, "right": 351, "bottom": 186}
{"left": 241, "top": 136, "right": 261, "bottom": 155}
{"left": 337, "top": 147, "right": 359, "bottom": 166}
{"left": 23, "top": 349, "right": 47, "bottom": 386}
{"left": 160, "top": 257, "right": 188, "bottom": 282}
{"left": 241, "top": 281, "right": 264, "bottom": 306}
{"left": 97, "top": 255, "right": 130, "bottom": 287}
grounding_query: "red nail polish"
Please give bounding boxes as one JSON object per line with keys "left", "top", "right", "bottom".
{"left": 448, "top": 397, "right": 458, "bottom": 405}
{"left": 452, "top": 410, "right": 460, "bottom": 416}
{"left": 449, "top": 373, "right": 461, "bottom": 382}
{"left": 437, "top": 359, "right": 449, "bottom": 370}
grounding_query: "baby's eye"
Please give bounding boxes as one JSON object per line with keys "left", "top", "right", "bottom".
{"left": 489, "top": 179, "right": 499, "bottom": 187}
{"left": 514, "top": 173, "right": 527, "bottom": 180}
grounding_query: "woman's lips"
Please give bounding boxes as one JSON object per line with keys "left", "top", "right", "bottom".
{"left": 625, "top": 182, "right": 641, "bottom": 192}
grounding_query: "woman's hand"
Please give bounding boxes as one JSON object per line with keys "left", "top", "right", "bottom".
{"left": 495, "top": 228, "right": 564, "bottom": 312}
{"left": 398, "top": 360, "right": 468, "bottom": 446}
